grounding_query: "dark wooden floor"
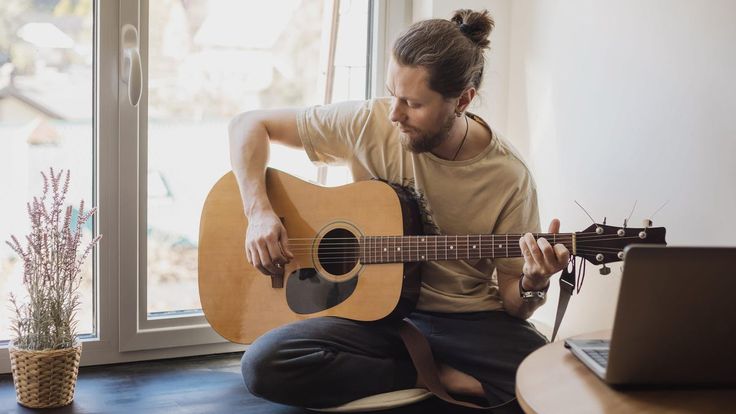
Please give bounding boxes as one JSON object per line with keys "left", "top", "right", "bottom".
{"left": 0, "top": 353, "right": 487, "bottom": 413}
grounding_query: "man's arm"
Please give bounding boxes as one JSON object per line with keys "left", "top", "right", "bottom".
{"left": 227, "top": 109, "right": 302, "bottom": 276}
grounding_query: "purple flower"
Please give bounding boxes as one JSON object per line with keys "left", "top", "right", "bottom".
{"left": 5, "top": 168, "right": 103, "bottom": 350}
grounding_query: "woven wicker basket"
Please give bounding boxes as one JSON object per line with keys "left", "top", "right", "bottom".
{"left": 9, "top": 342, "right": 82, "bottom": 408}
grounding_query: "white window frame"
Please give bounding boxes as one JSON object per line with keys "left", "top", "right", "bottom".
{"left": 0, "top": 0, "right": 408, "bottom": 373}
{"left": 116, "top": 0, "right": 409, "bottom": 353}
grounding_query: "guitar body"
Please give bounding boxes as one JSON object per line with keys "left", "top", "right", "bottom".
{"left": 198, "top": 169, "right": 423, "bottom": 344}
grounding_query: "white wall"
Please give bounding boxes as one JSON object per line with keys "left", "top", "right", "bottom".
{"left": 418, "top": 0, "right": 736, "bottom": 338}
{"left": 507, "top": 0, "right": 736, "bottom": 337}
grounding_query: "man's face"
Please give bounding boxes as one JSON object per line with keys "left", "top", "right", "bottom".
{"left": 386, "top": 59, "right": 457, "bottom": 153}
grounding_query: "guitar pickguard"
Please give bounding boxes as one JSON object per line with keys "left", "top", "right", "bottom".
{"left": 285, "top": 268, "right": 359, "bottom": 314}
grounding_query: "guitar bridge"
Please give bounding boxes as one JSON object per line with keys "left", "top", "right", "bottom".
{"left": 271, "top": 274, "right": 284, "bottom": 288}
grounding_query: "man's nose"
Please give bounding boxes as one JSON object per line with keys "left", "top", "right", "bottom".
{"left": 389, "top": 101, "right": 406, "bottom": 124}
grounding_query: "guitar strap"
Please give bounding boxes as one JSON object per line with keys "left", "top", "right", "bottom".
{"left": 397, "top": 256, "right": 579, "bottom": 410}
{"left": 551, "top": 256, "right": 577, "bottom": 342}
{"left": 397, "top": 319, "right": 517, "bottom": 411}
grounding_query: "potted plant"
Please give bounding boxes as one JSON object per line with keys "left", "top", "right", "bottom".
{"left": 5, "top": 168, "right": 101, "bottom": 408}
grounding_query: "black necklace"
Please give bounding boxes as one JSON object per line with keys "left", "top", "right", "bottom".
{"left": 451, "top": 114, "right": 469, "bottom": 161}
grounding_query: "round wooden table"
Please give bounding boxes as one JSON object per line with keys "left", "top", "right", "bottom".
{"left": 516, "top": 330, "right": 736, "bottom": 414}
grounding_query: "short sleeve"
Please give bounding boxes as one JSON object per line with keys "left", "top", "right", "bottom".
{"left": 492, "top": 174, "right": 541, "bottom": 276}
{"left": 296, "top": 100, "right": 371, "bottom": 166}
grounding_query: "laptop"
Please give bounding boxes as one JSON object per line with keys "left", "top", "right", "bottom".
{"left": 565, "top": 245, "right": 736, "bottom": 388}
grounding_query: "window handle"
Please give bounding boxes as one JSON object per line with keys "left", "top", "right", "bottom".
{"left": 121, "top": 24, "right": 142, "bottom": 107}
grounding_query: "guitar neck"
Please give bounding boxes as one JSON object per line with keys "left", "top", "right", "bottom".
{"left": 360, "top": 233, "right": 574, "bottom": 264}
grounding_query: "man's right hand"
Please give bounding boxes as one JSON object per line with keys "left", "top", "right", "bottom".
{"left": 245, "top": 210, "right": 294, "bottom": 276}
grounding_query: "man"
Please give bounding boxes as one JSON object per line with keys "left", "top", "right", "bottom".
{"left": 228, "top": 9, "right": 569, "bottom": 411}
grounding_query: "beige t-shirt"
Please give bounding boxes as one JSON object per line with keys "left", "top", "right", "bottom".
{"left": 296, "top": 98, "right": 540, "bottom": 313}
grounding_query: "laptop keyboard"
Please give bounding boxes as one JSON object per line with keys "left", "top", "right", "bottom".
{"left": 583, "top": 349, "right": 609, "bottom": 368}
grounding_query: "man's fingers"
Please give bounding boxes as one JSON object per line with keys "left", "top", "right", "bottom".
{"left": 265, "top": 236, "right": 287, "bottom": 269}
{"left": 548, "top": 218, "right": 560, "bottom": 234}
{"left": 279, "top": 227, "right": 294, "bottom": 260}
{"left": 537, "top": 237, "right": 557, "bottom": 270}
{"left": 249, "top": 246, "right": 268, "bottom": 275}
{"left": 255, "top": 240, "right": 280, "bottom": 275}
{"left": 554, "top": 243, "right": 570, "bottom": 265}
{"left": 524, "top": 233, "right": 544, "bottom": 265}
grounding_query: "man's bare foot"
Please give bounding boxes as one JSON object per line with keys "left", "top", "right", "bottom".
{"left": 416, "top": 363, "right": 485, "bottom": 398}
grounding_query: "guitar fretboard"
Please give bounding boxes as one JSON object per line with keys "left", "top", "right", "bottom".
{"left": 360, "top": 233, "right": 574, "bottom": 264}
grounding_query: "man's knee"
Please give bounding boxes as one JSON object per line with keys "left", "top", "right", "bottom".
{"left": 241, "top": 336, "right": 282, "bottom": 399}
{"left": 240, "top": 323, "right": 336, "bottom": 404}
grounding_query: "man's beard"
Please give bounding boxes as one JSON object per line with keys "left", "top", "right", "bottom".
{"left": 399, "top": 112, "right": 456, "bottom": 154}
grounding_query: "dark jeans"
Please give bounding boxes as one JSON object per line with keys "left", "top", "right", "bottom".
{"left": 241, "top": 310, "right": 548, "bottom": 410}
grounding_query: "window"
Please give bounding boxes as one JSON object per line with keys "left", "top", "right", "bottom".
{"left": 144, "top": 0, "right": 371, "bottom": 317}
{"left": 0, "top": 0, "right": 95, "bottom": 343}
{"left": 1, "top": 0, "right": 405, "bottom": 372}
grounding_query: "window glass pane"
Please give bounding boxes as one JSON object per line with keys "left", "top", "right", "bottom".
{"left": 147, "top": 0, "right": 369, "bottom": 314}
{"left": 0, "top": 0, "right": 95, "bottom": 340}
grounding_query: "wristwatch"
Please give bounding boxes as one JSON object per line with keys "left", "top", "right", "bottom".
{"left": 519, "top": 273, "right": 549, "bottom": 302}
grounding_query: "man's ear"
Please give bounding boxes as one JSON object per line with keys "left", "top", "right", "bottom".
{"left": 456, "top": 88, "right": 476, "bottom": 113}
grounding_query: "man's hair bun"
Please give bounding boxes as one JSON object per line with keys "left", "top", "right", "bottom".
{"left": 451, "top": 9, "right": 494, "bottom": 49}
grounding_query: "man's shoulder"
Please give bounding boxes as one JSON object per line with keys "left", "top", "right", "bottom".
{"left": 309, "top": 97, "right": 390, "bottom": 112}
{"left": 488, "top": 131, "right": 537, "bottom": 190}
{"left": 303, "top": 98, "right": 390, "bottom": 126}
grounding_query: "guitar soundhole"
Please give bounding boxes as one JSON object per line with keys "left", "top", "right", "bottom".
{"left": 318, "top": 228, "right": 358, "bottom": 276}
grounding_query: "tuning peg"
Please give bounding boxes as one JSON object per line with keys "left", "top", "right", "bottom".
{"left": 603, "top": 217, "right": 607, "bottom": 225}
{"left": 600, "top": 264, "right": 611, "bottom": 275}
{"left": 642, "top": 219, "right": 652, "bottom": 228}
{"left": 623, "top": 218, "right": 628, "bottom": 228}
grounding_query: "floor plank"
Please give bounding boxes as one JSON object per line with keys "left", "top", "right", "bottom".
{"left": 0, "top": 353, "right": 486, "bottom": 413}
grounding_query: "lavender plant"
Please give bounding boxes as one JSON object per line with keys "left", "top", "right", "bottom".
{"left": 5, "top": 168, "right": 102, "bottom": 350}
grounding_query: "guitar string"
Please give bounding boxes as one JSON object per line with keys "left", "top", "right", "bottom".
{"left": 278, "top": 245, "right": 645, "bottom": 258}
{"left": 279, "top": 235, "right": 652, "bottom": 250}
{"left": 268, "top": 247, "right": 631, "bottom": 265}
{"left": 281, "top": 230, "right": 610, "bottom": 241}
{"left": 284, "top": 252, "right": 623, "bottom": 265}
{"left": 284, "top": 229, "right": 658, "bottom": 240}
{"left": 279, "top": 245, "right": 631, "bottom": 256}
{"left": 279, "top": 233, "right": 655, "bottom": 244}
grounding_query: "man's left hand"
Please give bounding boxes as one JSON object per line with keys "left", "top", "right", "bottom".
{"left": 518, "top": 218, "right": 570, "bottom": 290}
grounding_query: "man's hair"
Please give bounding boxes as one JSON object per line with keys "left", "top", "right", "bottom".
{"left": 392, "top": 9, "right": 494, "bottom": 99}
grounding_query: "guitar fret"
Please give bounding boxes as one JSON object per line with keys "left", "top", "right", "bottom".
{"left": 467, "top": 234, "right": 470, "bottom": 260}
{"left": 395, "top": 235, "right": 399, "bottom": 263}
{"left": 372, "top": 236, "right": 375, "bottom": 264}
{"left": 389, "top": 236, "right": 393, "bottom": 263}
{"left": 381, "top": 236, "right": 384, "bottom": 263}
{"left": 390, "top": 236, "right": 393, "bottom": 263}
{"left": 372, "top": 236, "right": 376, "bottom": 264}
{"left": 359, "top": 232, "right": 578, "bottom": 264}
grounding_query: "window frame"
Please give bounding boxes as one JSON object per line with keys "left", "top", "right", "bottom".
{"left": 117, "top": 0, "right": 407, "bottom": 353}
{"left": 0, "top": 0, "right": 407, "bottom": 373}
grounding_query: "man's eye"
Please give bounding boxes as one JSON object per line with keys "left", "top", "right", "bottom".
{"left": 408, "top": 102, "right": 421, "bottom": 108}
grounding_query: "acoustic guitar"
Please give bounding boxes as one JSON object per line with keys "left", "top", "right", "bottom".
{"left": 198, "top": 168, "right": 667, "bottom": 344}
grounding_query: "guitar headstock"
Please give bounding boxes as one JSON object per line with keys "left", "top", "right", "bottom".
{"left": 575, "top": 223, "right": 667, "bottom": 265}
